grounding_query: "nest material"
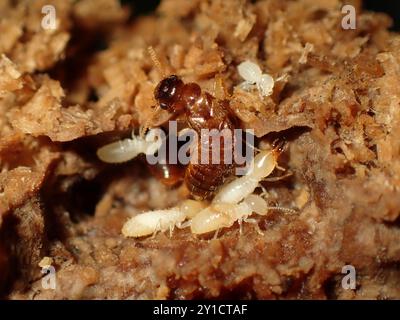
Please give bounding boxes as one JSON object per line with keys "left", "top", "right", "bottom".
{"left": 0, "top": 0, "right": 400, "bottom": 299}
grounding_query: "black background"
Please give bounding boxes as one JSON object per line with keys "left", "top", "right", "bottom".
{"left": 123, "top": 0, "right": 400, "bottom": 31}
{"left": 364, "top": 0, "right": 400, "bottom": 30}
{"left": 1, "top": 300, "right": 397, "bottom": 318}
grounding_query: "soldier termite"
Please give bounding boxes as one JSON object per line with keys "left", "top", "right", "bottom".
{"left": 98, "top": 47, "right": 242, "bottom": 199}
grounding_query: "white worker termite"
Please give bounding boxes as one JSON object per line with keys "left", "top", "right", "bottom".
{"left": 122, "top": 199, "right": 206, "bottom": 238}
{"left": 122, "top": 147, "right": 295, "bottom": 238}
{"left": 190, "top": 148, "right": 295, "bottom": 235}
{"left": 237, "top": 60, "right": 274, "bottom": 97}
{"left": 97, "top": 129, "right": 163, "bottom": 163}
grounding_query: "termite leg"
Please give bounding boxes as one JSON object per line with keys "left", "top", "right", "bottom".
{"left": 247, "top": 219, "right": 264, "bottom": 236}
{"left": 259, "top": 185, "right": 269, "bottom": 198}
{"left": 178, "top": 220, "right": 191, "bottom": 229}
{"left": 151, "top": 220, "right": 162, "bottom": 239}
{"left": 238, "top": 219, "right": 243, "bottom": 235}
{"left": 276, "top": 165, "right": 286, "bottom": 171}
{"left": 257, "top": 87, "right": 264, "bottom": 100}
{"left": 151, "top": 229, "right": 158, "bottom": 239}
{"left": 244, "top": 217, "right": 256, "bottom": 224}
{"left": 244, "top": 217, "right": 264, "bottom": 235}
{"left": 255, "top": 225, "right": 264, "bottom": 236}
{"left": 213, "top": 228, "right": 220, "bottom": 240}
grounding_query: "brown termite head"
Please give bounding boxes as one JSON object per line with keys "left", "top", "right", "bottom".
{"left": 154, "top": 75, "right": 184, "bottom": 111}
{"left": 154, "top": 75, "right": 202, "bottom": 115}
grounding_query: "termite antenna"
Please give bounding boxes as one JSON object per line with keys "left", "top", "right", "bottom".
{"left": 148, "top": 46, "right": 166, "bottom": 77}
{"left": 241, "top": 135, "right": 262, "bottom": 153}
{"left": 262, "top": 170, "right": 293, "bottom": 182}
{"left": 263, "top": 206, "right": 298, "bottom": 214}
{"left": 142, "top": 47, "right": 168, "bottom": 137}
{"left": 213, "top": 73, "right": 229, "bottom": 100}
{"left": 140, "top": 113, "right": 157, "bottom": 137}
{"left": 213, "top": 228, "right": 220, "bottom": 239}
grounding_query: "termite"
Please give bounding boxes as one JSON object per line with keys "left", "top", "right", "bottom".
{"left": 237, "top": 60, "right": 274, "bottom": 97}
{"left": 97, "top": 129, "right": 162, "bottom": 163}
{"left": 153, "top": 73, "right": 238, "bottom": 199}
{"left": 98, "top": 47, "right": 240, "bottom": 199}
{"left": 121, "top": 199, "right": 206, "bottom": 238}
{"left": 190, "top": 147, "right": 296, "bottom": 235}
{"left": 122, "top": 146, "right": 295, "bottom": 238}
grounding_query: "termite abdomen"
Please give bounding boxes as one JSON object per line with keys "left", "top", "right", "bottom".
{"left": 147, "top": 162, "right": 184, "bottom": 187}
{"left": 146, "top": 135, "right": 185, "bottom": 187}
{"left": 185, "top": 162, "right": 234, "bottom": 199}
{"left": 185, "top": 131, "right": 235, "bottom": 199}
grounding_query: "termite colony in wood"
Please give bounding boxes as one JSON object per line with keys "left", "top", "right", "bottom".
{"left": 97, "top": 48, "right": 296, "bottom": 238}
